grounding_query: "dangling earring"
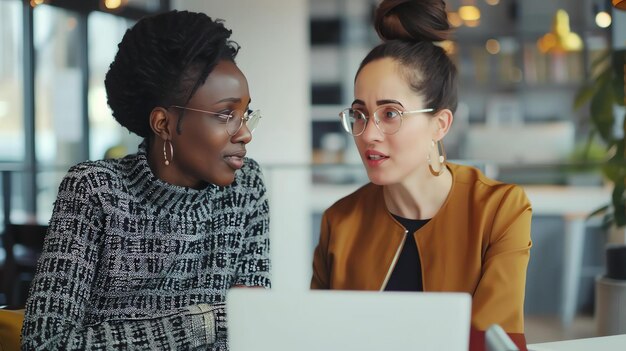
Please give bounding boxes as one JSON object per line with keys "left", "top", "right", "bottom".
{"left": 427, "top": 139, "right": 446, "bottom": 176}
{"left": 163, "top": 139, "right": 174, "bottom": 166}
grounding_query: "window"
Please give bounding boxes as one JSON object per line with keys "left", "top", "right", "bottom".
{"left": 0, "top": 1, "right": 24, "bottom": 162}
{"left": 88, "top": 11, "right": 140, "bottom": 160}
{"left": 0, "top": 0, "right": 168, "bottom": 224}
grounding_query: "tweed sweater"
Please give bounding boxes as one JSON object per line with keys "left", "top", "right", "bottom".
{"left": 21, "top": 142, "right": 271, "bottom": 350}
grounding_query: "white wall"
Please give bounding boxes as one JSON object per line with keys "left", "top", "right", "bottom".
{"left": 173, "top": 0, "right": 312, "bottom": 290}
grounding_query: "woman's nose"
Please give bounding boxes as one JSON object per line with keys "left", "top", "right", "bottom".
{"left": 232, "top": 123, "right": 252, "bottom": 144}
{"left": 359, "top": 116, "right": 384, "bottom": 143}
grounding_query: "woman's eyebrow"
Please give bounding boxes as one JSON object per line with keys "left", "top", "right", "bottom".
{"left": 213, "top": 97, "right": 252, "bottom": 106}
{"left": 351, "top": 99, "right": 405, "bottom": 107}
{"left": 351, "top": 99, "right": 365, "bottom": 106}
{"left": 376, "top": 99, "right": 404, "bottom": 107}
{"left": 215, "top": 97, "right": 241, "bottom": 104}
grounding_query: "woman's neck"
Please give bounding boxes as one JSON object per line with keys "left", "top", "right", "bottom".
{"left": 146, "top": 138, "right": 206, "bottom": 190}
{"left": 383, "top": 165, "right": 453, "bottom": 220}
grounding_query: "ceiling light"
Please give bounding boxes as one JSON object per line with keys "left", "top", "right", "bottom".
{"left": 595, "top": 11, "right": 612, "bottom": 28}
{"left": 459, "top": 6, "right": 481, "bottom": 21}
{"left": 104, "top": 0, "right": 124, "bottom": 10}
{"left": 486, "top": 39, "right": 501, "bottom": 54}
{"left": 464, "top": 19, "right": 481, "bottom": 28}
{"left": 537, "top": 9, "right": 583, "bottom": 53}
{"left": 448, "top": 12, "right": 464, "bottom": 27}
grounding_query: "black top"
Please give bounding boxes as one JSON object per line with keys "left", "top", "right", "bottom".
{"left": 384, "top": 215, "right": 430, "bottom": 292}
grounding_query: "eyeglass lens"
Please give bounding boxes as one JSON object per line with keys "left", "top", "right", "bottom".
{"left": 340, "top": 106, "right": 403, "bottom": 135}
{"left": 227, "top": 110, "right": 261, "bottom": 135}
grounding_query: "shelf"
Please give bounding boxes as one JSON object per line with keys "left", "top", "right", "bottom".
{"left": 306, "top": 0, "right": 608, "bottom": 189}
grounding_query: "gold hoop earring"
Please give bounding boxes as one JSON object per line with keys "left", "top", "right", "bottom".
{"left": 428, "top": 139, "right": 446, "bottom": 177}
{"left": 163, "top": 139, "right": 174, "bottom": 166}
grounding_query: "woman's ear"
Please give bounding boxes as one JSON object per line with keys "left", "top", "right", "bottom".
{"left": 432, "top": 109, "right": 454, "bottom": 141}
{"left": 149, "top": 107, "right": 173, "bottom": 140}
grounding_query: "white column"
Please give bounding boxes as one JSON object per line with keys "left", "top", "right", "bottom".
{"left": 561, "top": 215, "right": 586, "bottom": 328}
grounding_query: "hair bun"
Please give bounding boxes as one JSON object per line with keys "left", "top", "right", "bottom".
{"left": 375, "top": 0, "right": 450, "bottom": 43}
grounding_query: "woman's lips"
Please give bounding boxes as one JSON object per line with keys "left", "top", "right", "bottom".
{"left": 224, "top": 156, "right": 244, "bottom": 170}
{"left": 223, "top": 151, "right": 246, "bottom": 170}
{"left": 364, "top": 150, "right": 389, "bottom": 167}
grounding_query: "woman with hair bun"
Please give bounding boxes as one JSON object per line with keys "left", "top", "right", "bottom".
{"left": 311, "top": 0, "right": 532, "bottom": 338}
{"left": 22, "top": 10, "right": 269, "bottom": 350}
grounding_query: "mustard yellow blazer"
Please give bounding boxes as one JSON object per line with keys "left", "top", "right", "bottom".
{"left": 311, "top": 163, "right": 532, "bottom": 333}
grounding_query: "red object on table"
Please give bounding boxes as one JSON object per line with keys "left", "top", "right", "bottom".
{"left": 469, "top": 327, "right": 527, "bottom": 351}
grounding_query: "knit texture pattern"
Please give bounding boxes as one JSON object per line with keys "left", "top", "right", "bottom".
{"left": 21, "top": 142, "right": 270, "bottom": 350}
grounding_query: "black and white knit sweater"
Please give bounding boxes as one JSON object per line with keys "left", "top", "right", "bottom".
{"left": 21, "top": 142, "right": 271, "bottom": 350}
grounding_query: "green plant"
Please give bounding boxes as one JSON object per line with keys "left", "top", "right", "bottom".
{"left": 574, "top": 49, "right": 626, "bottom": 226}
{"left": 566, "top": 139, "right": 606, "bottom": 173}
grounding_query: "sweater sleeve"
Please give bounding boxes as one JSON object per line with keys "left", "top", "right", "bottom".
{"left": 471, "top": 185, "right": 533, "bottom": 333}
{"left": 233, "top": 160, "right": 271, "bottom": 288}
{"left": 21, "top": 167, "right": 227, "bottom": 350}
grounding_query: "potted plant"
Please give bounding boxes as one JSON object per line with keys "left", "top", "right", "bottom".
{"left": 573, "top": 31, "right": 626, "bottom": 335}
{"left": 565, "top": 140, "right": 606, "bottom": 186}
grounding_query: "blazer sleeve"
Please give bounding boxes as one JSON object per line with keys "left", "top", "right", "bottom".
{"left": 471, "top": 185, "right": 533, "bottom": 333}
{"left": 311, "top": 211, "right": 331, "bottom": 289}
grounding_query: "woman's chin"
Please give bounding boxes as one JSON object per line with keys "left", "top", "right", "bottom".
{"left": 366, "top": 171, "right": 392, "bottom": 186}
{"left": 207, "top": 173, "right": 236, "bottom": 187}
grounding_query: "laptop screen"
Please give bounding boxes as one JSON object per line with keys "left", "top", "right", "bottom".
{"left": 227, "top": 289, "right": 471, "bottom": 351}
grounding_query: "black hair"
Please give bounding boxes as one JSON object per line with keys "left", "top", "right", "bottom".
{"left": 104, "top": 10, "right": 240, "bottom": 137}
{"left": 357, "top": 0, "right": 457, "bottom": 113}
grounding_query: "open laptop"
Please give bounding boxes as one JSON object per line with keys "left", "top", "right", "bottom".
{"left": 227, "top": 289, "right": 471, "bottom": 351}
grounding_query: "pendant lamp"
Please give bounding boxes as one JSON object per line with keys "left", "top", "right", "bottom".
{"left": 537, "top": 9, "right": 583, "bottom": 53}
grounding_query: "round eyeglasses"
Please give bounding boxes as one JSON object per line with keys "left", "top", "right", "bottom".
{"left": 339, "top": 106, "right": 434, "bottom": 136}
{"left": 169, "top": 105, "right": 262, "bottom": 136}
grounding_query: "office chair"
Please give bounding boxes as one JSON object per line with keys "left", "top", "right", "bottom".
{"left": 1, "top": 224, "right": 47, "bottom": 308}
{"left": 0, "top": 308, "right": 25, "bottom": 351}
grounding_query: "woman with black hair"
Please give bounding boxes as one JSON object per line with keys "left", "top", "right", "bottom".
{"left": 22, "top": 10, "right": 269, "bottom": 350}
{"left": 311, "top": 0, "right": 532, "bottom": 340}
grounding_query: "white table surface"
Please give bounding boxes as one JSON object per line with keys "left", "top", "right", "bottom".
{"left": 528, "top": 334, "right": 626, "bottom": 351}
{"left": 522, "top": 185, "right": 611, "bottom": 218}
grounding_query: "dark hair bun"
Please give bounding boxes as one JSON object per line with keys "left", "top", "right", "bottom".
{"left": 375, "top": 0, "right": 450, "bottom": 42}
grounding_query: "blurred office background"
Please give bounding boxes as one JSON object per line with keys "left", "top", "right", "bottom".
{"left": 1, "top": 0, "right": 625, "bottom": 343}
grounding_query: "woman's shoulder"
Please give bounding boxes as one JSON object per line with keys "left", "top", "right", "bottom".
{"left": 61, "top": 158, "right": 128, "bottom": 193}
{"left": 324, "top": 182, "right": 381, "bottom": 217}
{"left": 448, "top": 162, "right": 530, "bottom": 207}
{"left": 67, "top": 158, "right": 120, "bottom": 173}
